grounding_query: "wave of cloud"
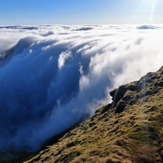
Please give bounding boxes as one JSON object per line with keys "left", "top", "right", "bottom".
{"left": 0, "top": 24, "right": 163, "bottom": 152}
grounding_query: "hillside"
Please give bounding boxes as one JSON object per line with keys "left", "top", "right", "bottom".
{"left": 21, "top": 66, "right": 163, "bottom": 163}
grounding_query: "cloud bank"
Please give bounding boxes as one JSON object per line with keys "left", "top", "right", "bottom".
{"left": 0, "top": 24, "right": 163, "bottom": 152}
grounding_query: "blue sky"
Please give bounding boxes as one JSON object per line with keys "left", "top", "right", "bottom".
{"left": 0, "top": 0, "right": 163, "bottom": 25}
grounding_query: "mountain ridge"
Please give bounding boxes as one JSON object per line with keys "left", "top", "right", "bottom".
{"left": 22, "top": 66, "right": 163, "bottom": 163}
{"left": 1, "top": 66, "right": 163, "bottom": 163}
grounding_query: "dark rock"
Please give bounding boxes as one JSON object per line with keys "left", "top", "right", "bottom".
{"left": 126, "top": 84, "right": 137, "bottom": 91}
{"left": 138, "top": 90, "right": 153, "bottom": 99}
{"left": 110, "top": 82, "right": 136, "bottom": 108}
{"left": 115, "top": 100, "right": 127, "bottom": 113}
{"left": 66, "top": 141, "right": 80, "bottom": 148}
{"left": 137, "top": 80, "right": 147, "bottom": 92}
{"left": 89, "top": 122, "right": 96, "bottom": 127}
{"left": 110, "top": 86, "right": 128, "bottom": 106}
{"left": 154, "top": 82, "right": 163, "bottom": 87}
{"left": 144, "top": 106, "right": 158, "bottom": 113}
{"left": 101, "top": 104, "right": 112, "bottom": 113}
{"left": 110, "top": 89, "right": 117, "bottom": 99}
{"left": 122, "top": 91, "right": 134, "bottom": 102}
{"left": 145, "top": 90, "right": 153, "bottom": 96}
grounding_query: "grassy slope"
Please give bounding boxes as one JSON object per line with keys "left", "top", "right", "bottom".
{"left": 23, "top": 67, "right": 163, "bottom": 162}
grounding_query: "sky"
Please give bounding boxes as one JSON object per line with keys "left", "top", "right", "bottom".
{"left": 0, "top": 0, "right": 163, "bottom": 25}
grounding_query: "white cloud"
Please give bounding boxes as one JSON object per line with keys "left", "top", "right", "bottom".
{"left": 58, "top": 51, "right": 72, "bottom": 69}
{"left": 0, "top": 24, "right": 163, "bottom": 152}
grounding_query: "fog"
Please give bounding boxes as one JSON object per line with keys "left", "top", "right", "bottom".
{"left": 0, "top": 24, "right": 163, "bottom": 152}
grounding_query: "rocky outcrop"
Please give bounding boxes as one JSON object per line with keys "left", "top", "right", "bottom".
{"left": 103, "top": 66, "right": 163, "bottom": 115}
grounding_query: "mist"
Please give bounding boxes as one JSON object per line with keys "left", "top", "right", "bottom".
{"left": 0, "top": 24, "right": 163, "bottom": 152}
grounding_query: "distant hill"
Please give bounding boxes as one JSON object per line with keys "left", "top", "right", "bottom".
{"left": 22, "top": 66, "right": 163, "bottom": 163}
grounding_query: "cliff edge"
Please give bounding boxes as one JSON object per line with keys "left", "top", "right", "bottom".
{"left": 17, "top": 67, "right": 163, "bottom": 162}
